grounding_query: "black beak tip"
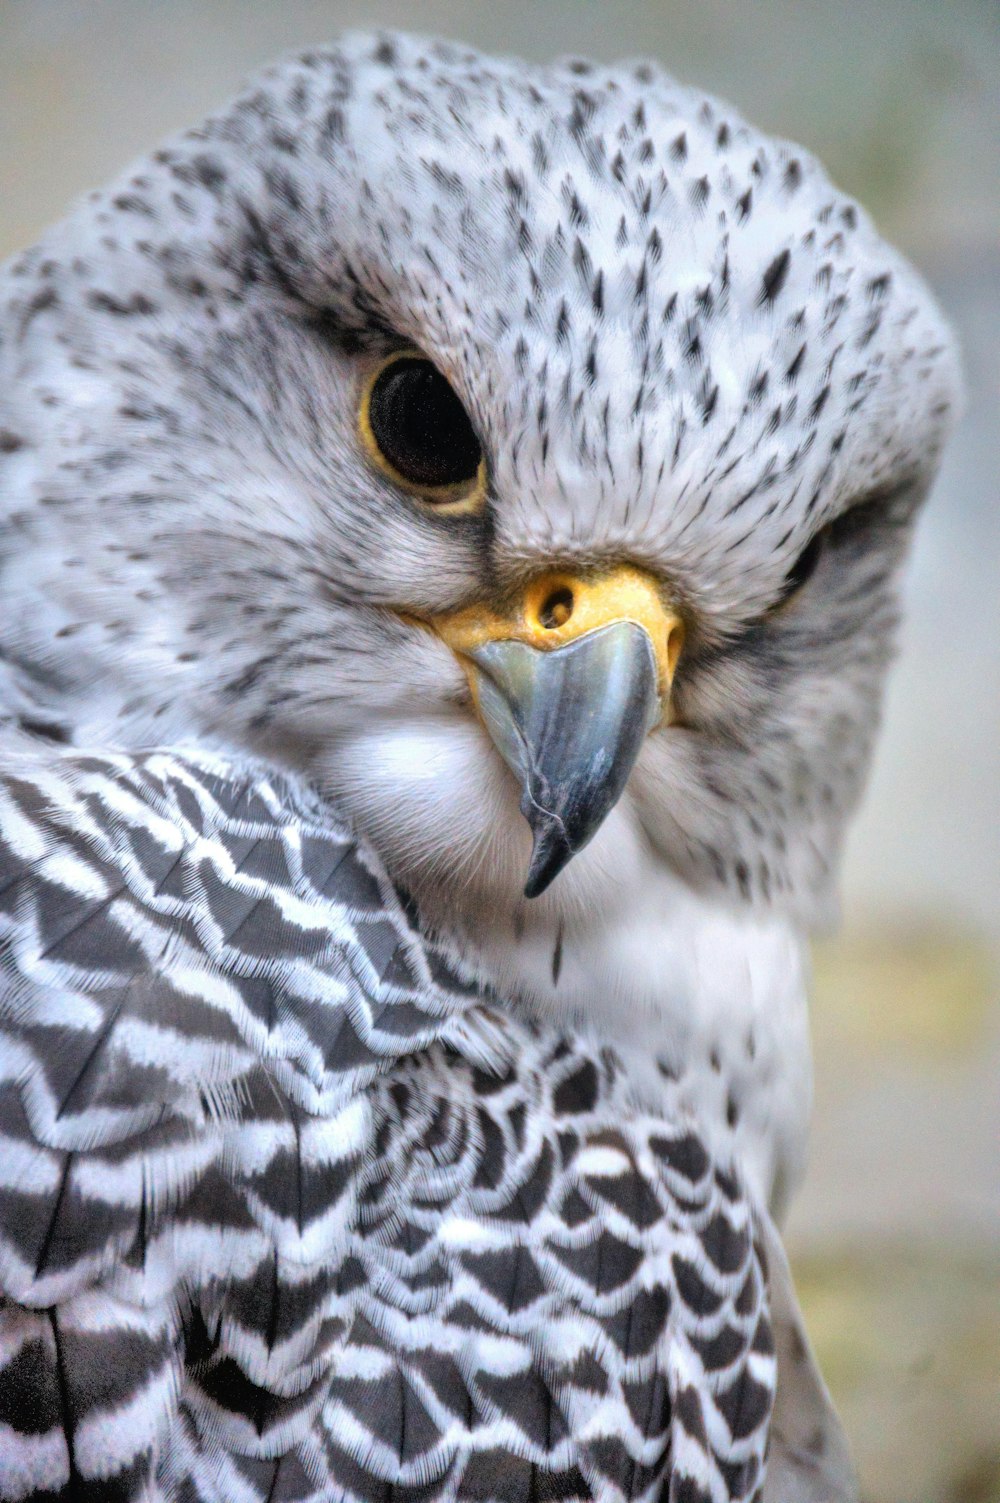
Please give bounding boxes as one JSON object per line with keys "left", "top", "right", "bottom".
{"left": 523, "top": 818, "right": 575, "bottom": 899}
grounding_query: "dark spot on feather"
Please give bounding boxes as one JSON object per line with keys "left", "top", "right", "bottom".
{"left": 759, "top": 248, "right": 791, "bottom": 305}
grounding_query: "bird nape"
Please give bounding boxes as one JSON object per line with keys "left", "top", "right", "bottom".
{"left": 0, "top": 29, "right": 957, "bottom": 1503}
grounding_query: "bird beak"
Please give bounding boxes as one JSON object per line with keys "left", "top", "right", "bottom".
{"left": 430, "top": 567, "right": 684, "bottom": 897}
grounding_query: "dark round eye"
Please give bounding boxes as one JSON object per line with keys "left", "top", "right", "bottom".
{"left": 361, "top": 352, "right": 484, "bottom": 507}
{"left": 777, "top": 528, "right": 826, "bottom": 606}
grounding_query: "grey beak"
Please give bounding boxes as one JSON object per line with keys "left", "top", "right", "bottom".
{"left": 468, "top": 622, "right": 661, "bottom": 898}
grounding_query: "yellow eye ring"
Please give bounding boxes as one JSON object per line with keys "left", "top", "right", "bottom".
{"left": 358, "top": 349, "right": 488, "bottom": 515}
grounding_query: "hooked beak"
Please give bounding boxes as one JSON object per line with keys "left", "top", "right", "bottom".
{"left": 426, "top": 566, "right": 684, "bottom": 897}
{"left": 470, "top": 623, "right": 660, "bottom": 896}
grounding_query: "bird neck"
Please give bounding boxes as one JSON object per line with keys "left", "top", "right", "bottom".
{"left": 417, "top": 857, "right": 814, "bottom": 1217}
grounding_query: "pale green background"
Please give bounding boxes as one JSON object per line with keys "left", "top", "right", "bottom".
{"left": 1, "top": 3, "right": 997, "bottom": 1498}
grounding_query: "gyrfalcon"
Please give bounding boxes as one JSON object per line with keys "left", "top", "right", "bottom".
{"left": 0, "top": 31, "right": 958, "bottom": 1503}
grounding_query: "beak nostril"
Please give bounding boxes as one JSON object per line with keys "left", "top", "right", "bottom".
{"left": 538, "top": 586, "right": 574, "bottom": 631}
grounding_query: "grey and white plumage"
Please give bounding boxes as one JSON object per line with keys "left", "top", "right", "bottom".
{"left": 0, "top": 29, "right": 957, "bottom": 1502}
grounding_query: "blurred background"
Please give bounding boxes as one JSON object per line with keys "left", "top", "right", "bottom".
{"left": 1, "top": 2, "right": 997, "bottom": 1497}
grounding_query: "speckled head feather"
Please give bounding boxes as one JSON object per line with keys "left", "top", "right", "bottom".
{"left": 0, "top": 31, "right": 958, "bottom": 932}
{"left": 247, "top": 35, "right": 955, "bottom": 590}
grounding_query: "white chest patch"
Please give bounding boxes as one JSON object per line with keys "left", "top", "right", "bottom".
{"left": 437, "top": 854, "right": 813, "bottom": 1216}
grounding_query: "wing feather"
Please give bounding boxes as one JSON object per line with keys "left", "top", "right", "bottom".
{"left": 0, "top": 747, "right": 782, "bottom": 1501}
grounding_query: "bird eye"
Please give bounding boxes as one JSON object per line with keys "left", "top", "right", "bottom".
{"left": 773, "top": 528, "right": 827, "bottom": 609}
{"left": 359, "top": 351, "right": 486, "bottom": 512}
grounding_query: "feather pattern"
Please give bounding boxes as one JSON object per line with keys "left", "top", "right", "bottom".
{"left": 0, "top": 748, "right": 781, "bottom": 1501}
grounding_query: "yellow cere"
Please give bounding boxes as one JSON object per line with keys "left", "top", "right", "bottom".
{"left": 430, "top": 564, "right": 685, "bottom": 698}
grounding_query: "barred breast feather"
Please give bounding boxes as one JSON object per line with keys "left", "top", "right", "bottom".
{"left": 0, "top": 746, "right": 851, "bottom": 1501}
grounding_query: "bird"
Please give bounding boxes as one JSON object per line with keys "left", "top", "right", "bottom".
{"left": 0, "top": 29, "right": 958, "bottom": 1503}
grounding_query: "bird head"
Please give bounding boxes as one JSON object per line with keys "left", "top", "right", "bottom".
{"left": 0, "top": 32, "right": 959, "bottom": 939}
